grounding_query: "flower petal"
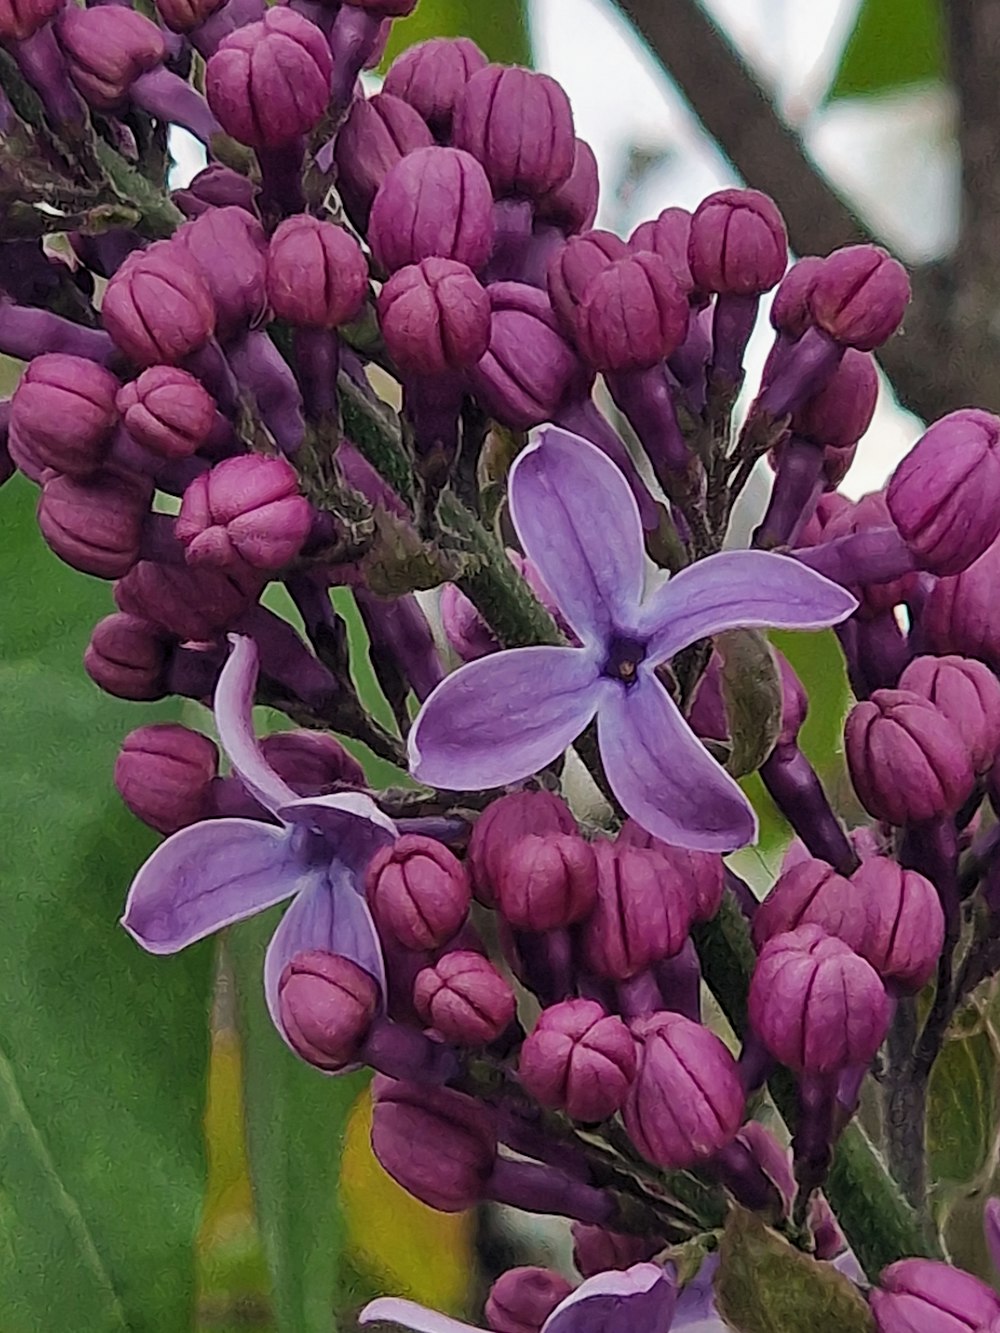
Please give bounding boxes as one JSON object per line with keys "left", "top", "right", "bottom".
{"left": 635, "top": 551, "right": 857, "bottom": 663}
{"left": 545, "top": 1263, "right": 676, "bottom": 1333}
{"left": 359, "top": 1298, "right": 482, "bottom": 1333}
{"left": 408, "top": 646, "right": 605, "bottom": 790}
{"left": 278, "top": 792, "right": 396, "bottom": 873}
{"left": 672, "top": 1257, "right": 730, "bottom": 1332}
{"left": 598, "top": 674, "right": 757, "bottom": 852}
{"left": 215, "top": 635, "right": 298, "bottom": 815}
{"left": 121, "top": 819, "right": 308, "bottom": 954}
{"left": 509, "top": 427, "right": 645, "bottom": 644}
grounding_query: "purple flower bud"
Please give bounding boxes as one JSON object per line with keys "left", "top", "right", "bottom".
{"left": 334, "top": 92, "right": 434, "bottom": 230}
{"left": 154, "top": 0, "right": 225, "bottom": 35}
{"left": 899, "top": 654, "right": 1000, "bottom": 774}
{"left": 377, "top": 258, "right": 490, "bottom": 377}
{"left": 485, "top": 1268, "right": 575, "bottom": 1333}
{"left": 571, "top": 1225, "right": 661, "bottom": 1279}
{"left": 845, "top": 689, "right": 975, "bottom": 825}
{"left": 174, "top": 206, "right": 268, "bottom": 341}
{"left": 38, "top": 469, "right": 151, "bottom": 579}
{"left": 823, "top": 491, "right": 917, "bottom": 618}
{"left": 469, "top": 791, "right": 577, "bottom": 907}
{"left": 576, "top": 253, "right": 689, "bottom": 373}
{"left": 871, "top": 1259, "right": 1000, "bottom": 1333}
{"left": 173, "top": 164, "right": 259, "bottom": 219}
{"left": 176, "top": 455, "right": 311, "bottom": 571}
{"left": 84, "top": 612, "right": 170, "bottom": 701}
{"left": 114, "top": 722, "right": 219, "bottom": 834}
{"left": 580, "top": 841, "right": 694, "bottom": 981}
{"left": 114, "top": 559, "right": 262, "bottom": 641}
{"left": 369, "top": 146, "right": 495, "bottom": 275}
{"left": 771, "top": 256, "right": 824, "bottom": 336}
{"left": 628, "top": 207, "right": 695, "bottom": 299}
{"left": 10, "top": 353, "right": 119, "bottom": 477}
{"left": 887, "top": 409, "right": 1000, "bottom": 576}
{"left": 624, "top": 1011, "right": 744, "bottom": 1169}
{"left": 547, "top": 229, "right": 627, "bottom": 335}
{"left": 0, "top": 0, "right": 61, "bottom": 42}
{"left": 689, "top": 188, "right": 787, "bottom": 297}
{"left": 116, "top": 366, "right": 219, "bottom": 461}
{"left": 454, "top": 64, "right": 575, "bottom": 201}
{"left": 850, "top": 857, "right": 944, "bottom": 993}
{"left": 750, "top": 925, "right": 890, "bottom": 1075}
{"left": 496, "top": 832, "right": 598, "bottom": 931}
{"left": 797, "top": 490, "right": 853, "bottom": 547}
{"left": 267, "top": 215, "right": 369, "bottom": 330}
{"left": 413, "top": 950, "right": 515, "bottom": 1046}
{"left": 371, "top": 1076, "right": 497, "bottom": 1212}
{"left": 102, "top": 242, "right": 216, "bottom": 367}
{"left": 57, "top": 6, "right": 166, "bottom": 111}
{"left": 536, "top": 138, "right": 599, "bottom": 235}
{"left": 383, "top": 36, "right": 488, "bottom": 140}
{"left": 792, "top": 349, "right": 878, "bottom": 450}
{"left": 277, "top": 950, "right": 380, "bottom": 1071}
{"left": 810, "top": 245, "right": 910, "bottom": 351}
{"left": 922, "top": 538, "right": 1000, "bottom": 667}
{"left": 366, "top": 834, "right": 471, "bottom": 950}
{"left": 753, "top": 857, "right": 868, "bottom": 954}
{"left": 616, "top": 820, "right": 725, "bottom": 925}
{"left": 519, "top": 998, "right": 636, "bottom": 1123}
{"left": 440, "top": 581, "right": 499, "bottom": 662}
{"left": 260, "top": 729, "right": 365, "bottom": 793}
{"left": 205, "top": 8, "right": 332, "bottom": 149}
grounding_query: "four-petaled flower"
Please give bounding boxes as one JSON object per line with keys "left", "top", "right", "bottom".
{"left": 409, "top": 428, "right": 856, "bottom": 851}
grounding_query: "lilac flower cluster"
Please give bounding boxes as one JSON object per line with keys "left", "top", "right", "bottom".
{"left": 7, "top": 0, "right": 1000, "bottom": 1326}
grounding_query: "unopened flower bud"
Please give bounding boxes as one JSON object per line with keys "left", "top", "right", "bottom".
{"left": 366, "top": 834, "right": 471, "bottom": 950}
{"left": 689, "top": 188, "right": 787, "bottom": 296}
{"left": 771, "top": 256, "right": 824, "bottom": 337}
{"left": 103, "top": 242, "right": 215, "bottom": 367}
{"left": 752, "top": 857, "right": 868, "bottom": 953}
{"left": 571, "top": 1225, "right": 661, "bottom": 1279}
{"left": 38, "top": 469, "right": 150, "bottom": 579}
{"left": 378, "top": 258, "right": 490, "bottom": 376}
{"left": 519, "top": 998, "right": 636, "bottom": 1123}
{"left": 277, "top": 950, "right": 379, "bottom": 1071}
{"left": 845, "top": 689, "right": 975, "bottom": 825}
{"left": 334, "top": 92, "right": 434, "bottom": 230}
{"left": 383, "top": 36, "right": 487, "bottom": 140}
{"left": 871, "top": 1259, "right": 1000, "bottom": 1333}
{"left": 116, "top": 366, "right": 219, "bottom": 461}
{"left": 899, "top": 654, "right": 1000, "bottom": 774}
{"left": 792, "top": 349, "right": 878, "bottom": 451}
{"left": 922, "top": 538, "right": 1000, "bottom": 667}
{"left": 369, "top": 146, "right": 495, "bottom": 275}
{"left": 469, "top": 790, "right": 577, "bottom": 906}
{"left": 0, "top": 0, "right": 61, "bottom": 42}
{"left": 851, "top": 857, "right": 944, "bottom": 993}
{"left": 617, "top": 820, "right": 724, "bottom": 924}
{"left": 413, "top": 950, "right": 515, "bottom": 1046}
{"left": 823, "top": 491, "right": 916, "bottom": 617}
{"left": 260, "top": 730, "right": 365, "bottom": 793}
{"left": 267, "top": 215, "right": 369, "bottom": 330}
{"left": 84, "top": 612, "right": 170, "bottom": 701}
{"left": 628, "top": 207, "right": 694, "bottom": 297}
{"left": 750, "top": 926, "right": 889, "bottom": 1075}
{"left": 547, "top": 229, "right": 627, "bottom": 334}
{"left": 485, "top": 1268, "right": 574, "bottom": 1333}
{"left": 440, "top": 581, "right": 498, "bottom": 661}
{"left": 115, "top": 722, "right": 219, "bottom": 834}
{"left": 496, "top": 832, "right": 597, "bottom": 931}
{"left": 206, "top": 8, "right": 332, "bottom": 149}
{"left": 176, "top": 455, "right": 311, "bottom": 571}
{"left": 536, "top": 138, "right": 599, "bottom": 235}
{"left": 175, "top": 207, "right": 268, "bottom": 341}
{"left": 810, "top": 245, "right": 910, "bottom": 350}
{"left": 154, "top": 0, "right": 224, "bottom": 35}
{"left": 454, "top": 65, "right": 575, "bottom": 200}
{"left": 371, "top": 1076, "right": 497, "bottom": 1212}
{"left": 624, "top": 1011, "right": 744, "bottom": 1169}
{"left": 576, "top": 253, "right": 689, "bottom": 372}
{"left": 10, "top": 353, "right": 119, "bottom": 477}
{"left": 580, "top": 840, "right": 694, "bottom": 980}
{"left": 115, "top": 559, "right": 261, "bottom": 641}
{"left": 58, "top": 6, "right": 166, "bottom": 110}
{"left": 173, "top": 164, "right": 259, "bottom": 219}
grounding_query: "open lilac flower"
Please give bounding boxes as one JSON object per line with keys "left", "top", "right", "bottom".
{"left": 409, "top": 428, "right": 856, "bottom": 850}
{"left": 121, "top": 635, "right": 395, "bottom": 1057}
{"left": 360, "top": 1262, "right": 677, "bottom": 1333}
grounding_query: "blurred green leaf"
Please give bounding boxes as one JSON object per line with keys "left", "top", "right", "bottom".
{"left": 0, "top": 475, "right": 213, "bottom": 1331}
{"left": 928, "top": 1028, "right": 999, "bottom": 1188}
{"left": 383, "top": 0, "right": 531, "bottom": 68}
{"left": 829, "top": 0, "right": 944, "bottom": 100}
{"left": 719, "top": 628, "right": 782, "bottom": 779}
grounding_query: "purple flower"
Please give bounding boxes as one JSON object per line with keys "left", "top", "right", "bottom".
{"left": 408, "top": 429, "right": 856, "bottom": 851}
{"left": 121, "top": 634, "right": 395, "bottom": 1059}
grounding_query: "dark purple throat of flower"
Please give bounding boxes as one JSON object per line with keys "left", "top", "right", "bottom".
{"left": 603, "top": 633, "right": 646, "bottom": 685}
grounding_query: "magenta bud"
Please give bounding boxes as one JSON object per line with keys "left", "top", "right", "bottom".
{"left": 114, "top": 722, "right": 219, "bottom": 834}
{"left": 10, "top": 353, "right": 119, "bottom": 477}
{"left": 260, "top": 729, "right": 365, "bottom": 793}
{"left": 173, "top": 164, "right": 259, "bottom": 219}
{"left": 689, "top": 188, "right": 787, "bottom": 297}
{"left": 797, "top": 490, "right": 854, "bottom": 547}
{"left": 850, "top": 857, "right": 944, "bottom": 994}
{"left": 580, "top": 840, "right": 694, "bottom": 981}
{"left": 57, "top": 6, "right": 165, "bottom": 110}
{"left": 114, "top": 559, "right": 261, "bottom": 641}
{"left": 267, "top": 215, "right": 369, "bottom": 330}
{"left": 771, "top": 256, "right": 824, "bottom": 337}
{"left": 845, "top": 688, "right": 975, "bottom": 825}
{"left": 371, "top": 1076, "right": 497, "bottom": 1212}
{"left": 413, "top": 950, "right": 515, "bottom": 1046}
{"left": 154, "top": 0, "right": 225, "bottom": 34}
{"left": 810, "top": 245, "right": 910, "bottom": 351}
{"left": 485, "top": 1268, "right": 575, "bottom": 1333}
{"left": 617, "top": 820, "right": 724, "bottom": 925}
{"left": 176, "top": 455, "right": 311, "bottom": 571}
{"left": 38, "top": 469, "right": 151, "bottom": 579}
{"left": 174, "top": 207, "right": 268, "bottom": 341}
{"left": 469, "top": 791, "right": 577, "bottom": 907}
{"left": 899, "top": 654, "right": 1000, "bottom": 774}
{"left": 116, "top": 366, "right": 219, "bottom": 461}
{"left": 571, "top": 1225, "right": 661, "bottom": 1279}
{"left": 823, "top": 491, "right": 917, "bottom": 618}
{"left": 871, "top": 1259, "right": 1000, "bottom": 1333}
{"left": 206, "top": 8, "right": 332, "bottom": 149}
{"left": 369, "top": 146, "right": 495, "bottom": 275}
{"left": 277, "top": 950, "right": 379, "bottom": 1071}
{"left": 496, "top": 832, "right": 597, "bottom": 931}
{"left": 547, "top": 229, "right": 628, "bottom": 336}
{"left": 103, "top": 242, "right": 215, "bottom": 367}
{"left": 536, "top": 138, "right": 599, "bottom": 235}
{"left": 333, "top": 92, "right": 434, "bottom": 231}
{"left": 383, "top": 36, "right": 488, "bottom": 140}
{"left": 750, "top": 925, "right": 890, "bottom": 1075}
{"left": 887, "top": 409, "right": 1000, "bottom": 575}
{"left": 85, "top": 612, "right": 170, "bottom": 701}
{"left": 440, "top": 581, "right": 498, "bottom": 662}
{"left": 923, "top": 538, "right": 1000, "bottom": 667}
{"left": 378, "top": 258, "right": 490, "bottom": 377}
{"left": 792, "top": 349, "right": 878, "bottom": 449}
{"left": 519, "top": 998, "right": 636, "bottom": 1123}
{"left": 624, "top": 1011, "right": 744, "bottom": 1169}
{"left": 752, "top": 857, "right": 868, "bottom": 954}
{"left": 628, "top": 207, "right": 695, "bottom": 298}
{"left": 0, "top": 0, "right": 61, "bottom": 42}
{"left": 576, "top": 252, "right": 689, "bottom": 372}
{"left": 366, "top": 834, "right": 471, "bottom": 950}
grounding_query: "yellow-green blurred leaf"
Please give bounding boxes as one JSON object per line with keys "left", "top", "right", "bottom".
{"left": 383, "top": 0, "right": 531, "bottom": 69}
{"left": 719, "top": 629, "right": 782, "bottom": 779}
{"left": 829, "top": 0, "right": 944, "bottom": 100}
{"left": 928, "top": 1029, "right": 999, "bottom": 1188}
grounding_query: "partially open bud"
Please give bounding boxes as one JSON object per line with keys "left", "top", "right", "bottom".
{"left": 38, "top": 469, "right": 151, "bottom": 579}
{"left": 383, "top": 36, "right": 488, "bottom": 140}
{"left": 496, "top": 833, "right": 597, "bottom": 931}
{"left": 689, "top": 188, "right": 787, "bottom": 296}
{"left": 103, "top": 242, "right": 215, "bottom": 367}
{"left": 334, "top": 92, "right": 434, "bottom": 231}
{"left": 277, "top": 950, "right": 380, "bottom": 1071}
{"left": 547, "top": 229, "right": 627, "bottom": 335}
{"left": 267, "top": 216, "right": 369, "bottom": 330}
{"left": 377, "top": 258, "right": 491, "bottom": 377}
{"left": 58, "top": 6, "right": 166, "bottom": 111}
{"left": 414, "top": 950, "right": 515, "bottom": 1045}
{"left": 617, "top": 820, "right": 724, "bottom": 924}
{"left": 369, "top": 146, "right": 495, "bottom": 275}
{"left": 899, "top": 654, "right": 1000, "bottom": 774}
{"left": 176, "top": 455, "right": 312, "bottom": 571}
{"left": 454, "top": 65, "right": 575, "bottom": 200}
{"left": 115, "top": 722, "right": 219, "bottom": 834}
{"left": 468, "top": 790, "right": 577, "bottom": 906}
{"left": 10, "top": 353, "right": 119, "bottom": 477}
{"left": 810, "top": 245, "right": 910, "bottom": 351}
{"left": 871, "top": 1259, "right": 1000, "bottom": 1333}
{"left": 519, "top": 998, "right": 636, "bottom": 1123}
{"left": 114, "top": 559, "right": 261, "bottom": 641}
{"left": 175, "top": 207, "right": 268, "bottom": 341}
{"left": 260, "top": 730, "right": 365, "bottom": 793}
{"left": 575, "top": 253, "right": 689, "bottom": 373}
{"left": 851, "top": 857, "right": 944, "bottom": 993}
{"left": 85, "top": 612, "right": 171, "bottom": 701}
{"left": 366, "top": 834, "right": 471, "bottom": 950}
{"left": 536, "top": 139, "right": 599, "bottom": 235}
{"left": 116, "top": 366, "right": 219, "bottom": 461}
{"left": 485, "top": 1268, "right": 574, "bottom": 1333}
{"left": 752, "top": 857, "right": 868, "bottom": 954}
{"left": 580, "top": 840, "right": 694, "bottom": 980}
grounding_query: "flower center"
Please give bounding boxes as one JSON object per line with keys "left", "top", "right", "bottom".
{"left": 602, "top": 634, "right": 647, "bottom": 686}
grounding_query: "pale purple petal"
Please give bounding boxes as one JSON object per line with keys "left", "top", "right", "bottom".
{"left": 635, "top": 551, "right": 857, "bottom": 663}
{"left": 278, "top": 792, "right": 396, "bottom": 873}
{"left": 509, "top": 428, "right": 645, "bottom": 645}
{"left": 215, "top": 635, "right": 298, "bottom": 814}
{"left": 359, "top": 1298, "right": 482, "bottom": 1333}
{"left": 673, "top": 1257, "right": 730, "bottom": 1331}
{"left": 408, "top": 646, "right": 605, "bottom": 790}
{"left": 121, "top": 819, "right": 307, "bottom": 954}
{"left": 545, "top": 1263, "right": 675, "bottom": 1333}
{"left": 598, "top": 673, "right": 757, "bottom": 852}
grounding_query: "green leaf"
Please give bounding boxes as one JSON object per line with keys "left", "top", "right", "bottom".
{"left": 927, "top": 1028, "right": 999, "bottom": 1187}
{"left": 718, "top": 629, "right": 782, "bottom": 779}
{"left": 228, "top": 914, "right": 368, "bottom": 1333}
{"left": 0, "top": 475, "right": 214, "bottom": 1330}
{"left": 383, "top": 0, "right": 531, "bottom": 68}
{"left": 829, "top": 0, "right": 944, "bottom": 100}
{"left": 716, "top": 1208, "right": 875, "bottom": 1333}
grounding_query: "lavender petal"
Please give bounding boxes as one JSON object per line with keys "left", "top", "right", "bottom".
{"left": 215, "top": 635, "right": 299, "bottom": 815}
